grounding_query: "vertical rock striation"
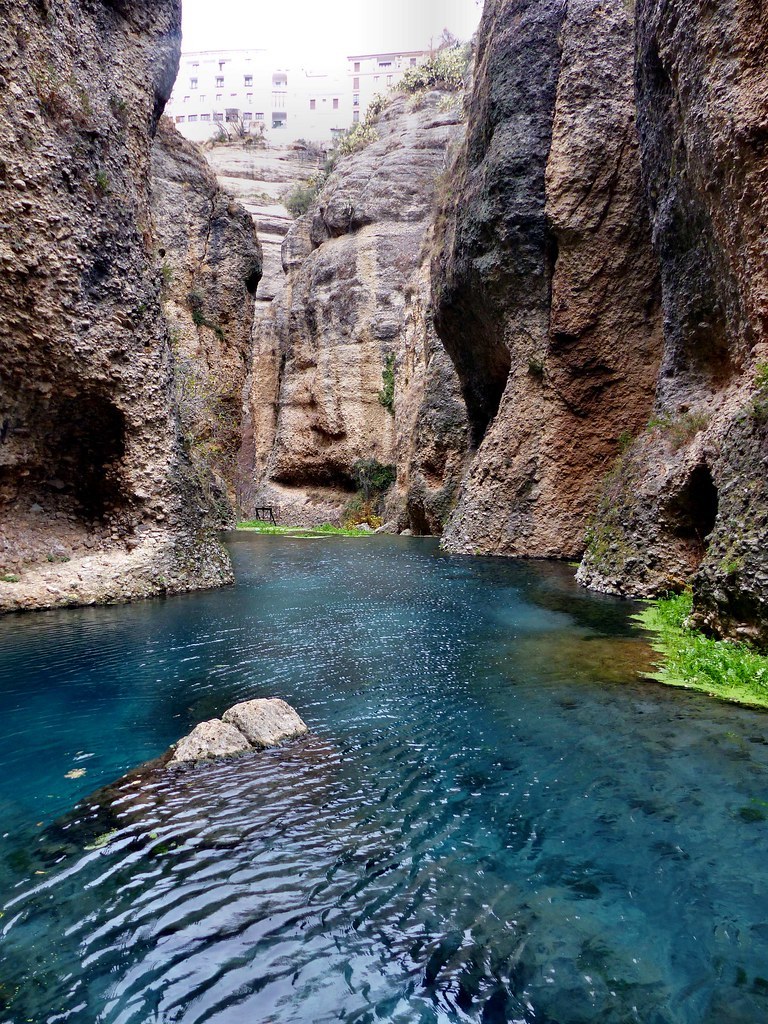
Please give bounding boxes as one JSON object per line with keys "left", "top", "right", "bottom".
{"left": 433, "top": 0, "right": 663, "bottom": 559}
{"left": 578, "top": 0, "right": 768, "bottom": 644}
{"left": 150, "top": 118, "right": 262, "bottom": 524}
{"left": 241, "top": 93, "right": 469, "bottom": 528}
{"left": 0, "top": 0, "right": 233, "bottom": 612}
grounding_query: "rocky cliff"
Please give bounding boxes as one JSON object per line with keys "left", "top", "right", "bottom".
{"left": 0, "top": 0, "right": 233, "bottom": 612}
{"left": 578, "top": 0, "right": 768, "bottom": 645}
{"left": 241, "top": 92, "right": 469, "bottom": 528}
{"left": 150, "top": 118, "right": 262, "bottom": 523}
{"left": 432, "top": 0, "right": 768, "bottom": 644}
{"left": 434, "top": 0, "right": 663, "bottom": 560}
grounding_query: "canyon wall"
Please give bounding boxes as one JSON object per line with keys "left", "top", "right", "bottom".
{"left": 433, "top": 0, "right": 663, "bottom": 560}
{"left": 241, "top": 92, "right": 469, "bottom": 528}
{"left": 0, "top": 0, "right": 233, "bottom": 612}
{"left": 433, "top": 0, "right": 768, "bottom": 643}
{"left": 579, "top": 0, "right": 768, "bottom": 644}
{"left": 150, "top": 118, "right": 262, "bottom": 524}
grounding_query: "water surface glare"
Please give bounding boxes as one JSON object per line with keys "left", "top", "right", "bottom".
{"left": 1, "top": 536, "right": 768, "bottom": 1023}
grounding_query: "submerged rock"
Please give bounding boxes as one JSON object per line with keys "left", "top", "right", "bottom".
{"left": 170, "top": 698, "right": 308, "bottom": 764}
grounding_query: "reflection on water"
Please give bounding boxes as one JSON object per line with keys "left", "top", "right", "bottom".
{"left": 1, "top": 536, "right": 767, "bottom": 1023}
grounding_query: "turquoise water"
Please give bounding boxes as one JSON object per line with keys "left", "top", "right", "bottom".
{"left": 1, "top": 535, "right": 768, "bottom": 1023}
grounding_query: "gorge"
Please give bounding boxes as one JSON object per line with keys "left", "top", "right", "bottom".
{"left": 2, "top": 0, "right": 768, "bottom": 1019}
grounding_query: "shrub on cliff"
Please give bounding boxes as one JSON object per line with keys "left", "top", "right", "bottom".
{"left": 397, "top": 45, "right": 470, "bottom": 95}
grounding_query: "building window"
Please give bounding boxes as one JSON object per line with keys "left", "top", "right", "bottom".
{"left": 272, "top": 112, "right": 287, "bottom": 128}
{"left": 183, "top": 95, "right": 189, "bottom": 103}
{"left": 244, "top": 75, "right": 253, "bottom": 87}
{"left": 387, "top": 75, "right": 393, "bottom": 85}
{"left": 410, "top": 57, "right": 417, "bottom": 66}
{"left": 188, "top": 114, "right": 198, "bottom": 122}
{"left": 226, "top": 108, "right": 239, "bottom": 122}
{"left": 333, "top": 97, "right": 339, "bottom": 109}
{"left": 353, "top": 110, "right": 360, "bottom": 123}
{"left": 201, "top": 113, "right": 211, "bottom": 121}
{"left": 216, "top": 93, "right": 222, "bottom": 101}
{"left": 353, "top": 61, "right": 360, "bottom": 72}
{"left": 255, "top": 112, "right": 264, "bottom": 120}
{"left": 353, "top": 76, "right": 360, "bottom": 89}
{"left": 190, "top": 77, "right": 198, "bottom": 89}
{"left": 213, "top": 112, "right": 223, "bottom": 122}
{"left": 216, "top": 76, "right": 224, "bottom": 87}
{"left": 374, "top": 75, "right": 380, "bottom": 84}
{"left": 219, "top": 61, "right": 225, "bottom": 71}
{"left": 378, "top": 61, "right": 392, "bottom": 68}
{"left": 243, "top": 111, "right": 252, "bottom": 121}
{"left": 199, "top": 94, "right": 206, "bottom": 103}
{"left": 246, "top": 93, "right": 253, "bottom": 102}
{"left": 310, "top": 98, "right": 316, "bottom": 110}
{"left": 175, "top": 115, "right": 185, "bottom": 123}
{"left": 353, "top": 94, "right": 359, "bottom": 107}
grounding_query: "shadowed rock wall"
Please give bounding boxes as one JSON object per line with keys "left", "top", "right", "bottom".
{"left": 433, "top": 0, "right": 663, "bottom": 559}
{"left": 151, "top": 118, "right": 262, "bottom": 524}
{"left": 0, "top": 0, "right": 233, "bottom": 611}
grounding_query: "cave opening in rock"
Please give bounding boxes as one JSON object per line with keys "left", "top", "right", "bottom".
{"left": 48, "top": 395, "right": 127, "bottom": 520}
{"left": 669, "top": 463, "right": 718, "bottom": 547}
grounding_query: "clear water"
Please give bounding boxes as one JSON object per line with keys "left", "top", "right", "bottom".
{"left": 1, "top": 535, "right": 768, "bottom": 1024}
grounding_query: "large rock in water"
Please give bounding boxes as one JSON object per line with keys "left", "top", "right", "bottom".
{"left": 222, "top": 698, "right": 309, "bottom": 748}
{"left": 0, "top": 0, "right": 234, "bottom": 613}
{"left": 172, "top": 720, "right": 253, "bottom": 763}
{"left": 240, "top": 92, "right": 469, "bottom": 530}
{"left": 170, "top": 698, "right": 308, "bottom": 764}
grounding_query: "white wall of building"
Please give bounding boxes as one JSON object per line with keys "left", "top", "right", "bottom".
{"left": 166, "top": 47, "right": 431, "bottom": 144}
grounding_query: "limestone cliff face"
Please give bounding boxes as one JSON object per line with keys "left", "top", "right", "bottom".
{"left": 150, "top": 119, "right": 262, "bottom": 524}
{"left": 0, "top": 0, "right": 233, "bottom": 612}
{"left": 433, "top": 0, "right": 663, "bottom": 559}
{"left": 242, "top": 93, "right": 468, "bottom": 527}
{"left": 578, "top": 0, "right": 768, "bottom": 644}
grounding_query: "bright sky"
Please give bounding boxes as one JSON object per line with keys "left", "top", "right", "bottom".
{"left": 181, "top": 0, "right": 484, "bottom": 64}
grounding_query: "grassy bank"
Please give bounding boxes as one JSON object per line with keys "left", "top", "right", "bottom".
{"left": 237, "top": 520, "right": 373, "bottom": 538}
{"left": 635, "top": 592, "right": 768, "bottom": 708}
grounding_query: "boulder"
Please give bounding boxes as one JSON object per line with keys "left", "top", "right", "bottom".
{"left": 171, "top": 720, "right": 252, "bottom": 764}
{"left": 222, "top": 698, "right": 308, "bottom": 748}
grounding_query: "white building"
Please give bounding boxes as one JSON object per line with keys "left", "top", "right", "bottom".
{"left": 166, "top": 49, "right": 352, "bottom": 144}
{"left": 347, "top": 50, "right": 430, "bottom": 123}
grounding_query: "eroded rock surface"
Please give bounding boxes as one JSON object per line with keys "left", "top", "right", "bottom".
{"left": 0, "top": 0, "right": 233, "bottom": 612}
{"left": 151, "top": 119, "right": 262, "bottom": 521}
{"left": 241, "top": 93, "right": 469, "bottom": 527}
{"left": 170, "top": 697, "right": 308, "bottom": 764}
{"left": 222, "top": 698, "right": 309, "bottom": 748}
{"left": 578, "top": 0, "right": 768, "bottom": 643}
{"left": 433, "top": 0, "right": 663, "bottom": 560}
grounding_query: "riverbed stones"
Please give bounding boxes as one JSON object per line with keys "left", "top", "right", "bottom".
{"left": 222, "top": 698, "right": 309, "bottom": 748}
{"left": 170, "top": 698, "right": 308, "bottom": 765}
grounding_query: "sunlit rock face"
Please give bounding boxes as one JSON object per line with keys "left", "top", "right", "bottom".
{"left": 240, "top": 92, "right": 469, "bottom": 530}
{"left": 150, "top": 117, "right": 262, "bottom": 524}
{"left": 0, "top": 0, "right": 233, "bottom": 613}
